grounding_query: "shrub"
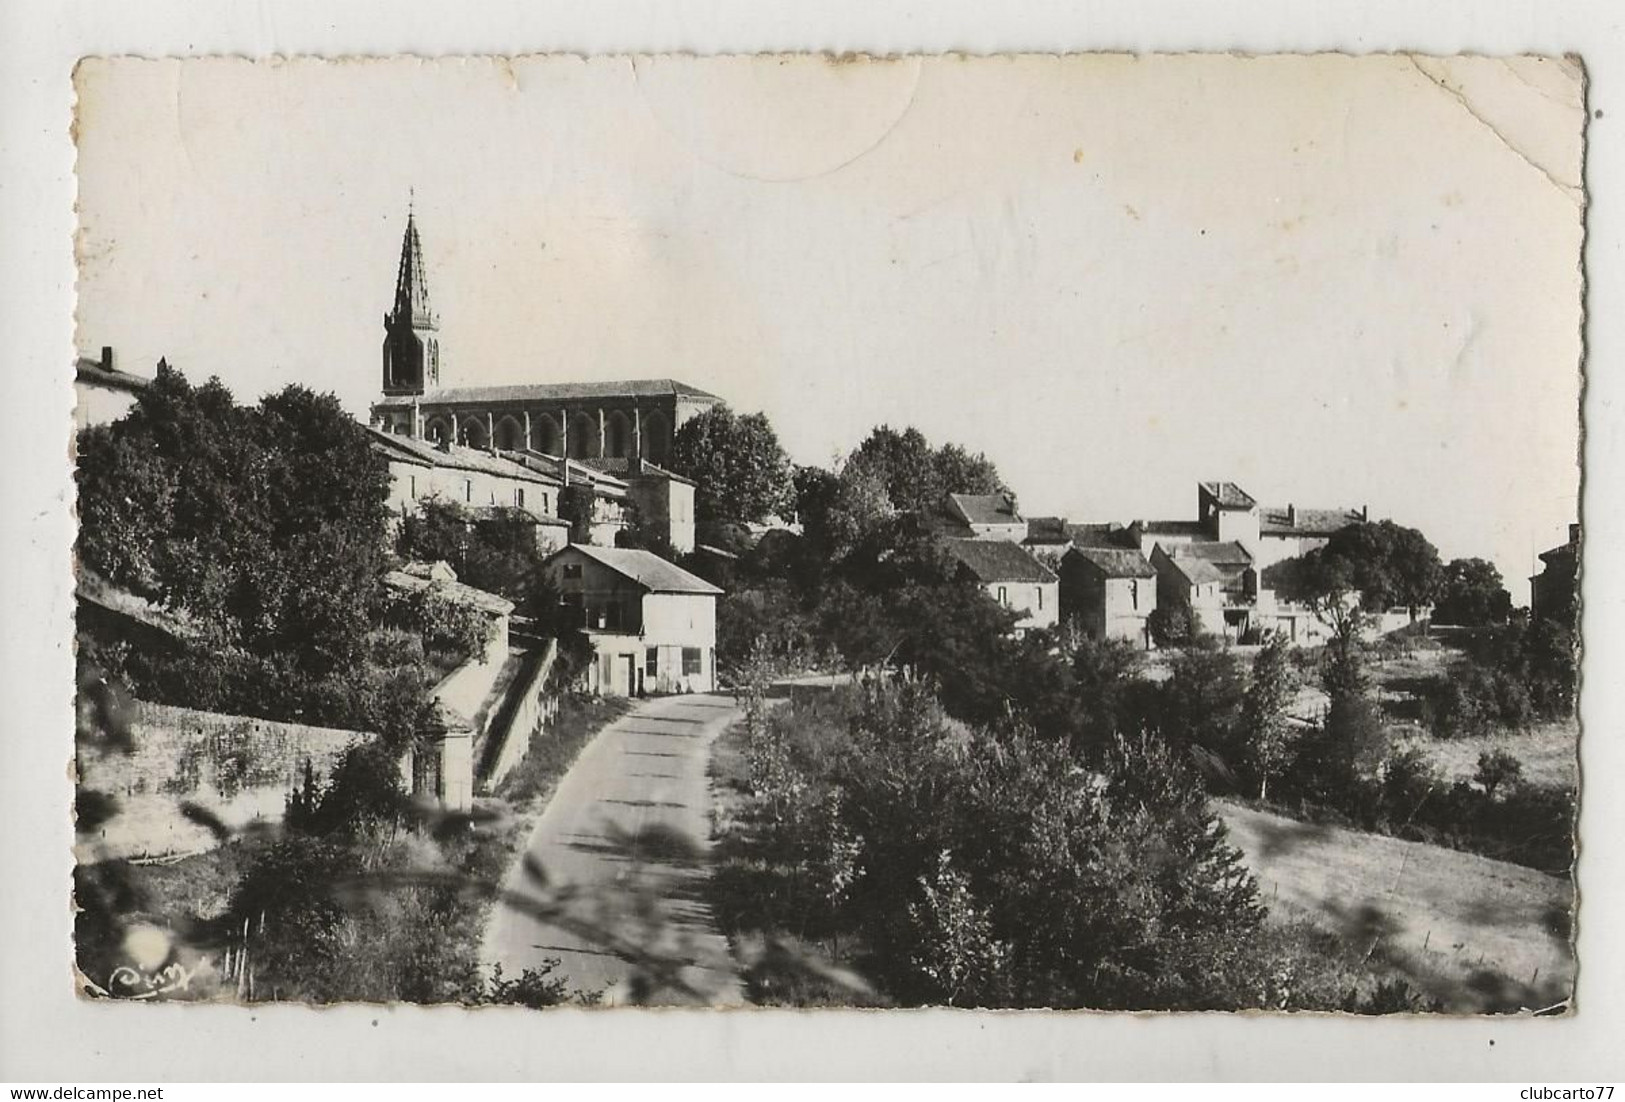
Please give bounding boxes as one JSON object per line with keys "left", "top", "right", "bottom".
{"left": 1473, "top": 749, "right": 1524, "bottom": 799}
{"left": 1148, "top": 604, "right": 1194, "bottom": 648}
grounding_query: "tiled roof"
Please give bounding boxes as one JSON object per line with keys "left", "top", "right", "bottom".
{"left": 1158, "top": 541, "right": 1253, "bottom": 587}
{"left": 1065, "top": 546, "right": 1157, "bottom": 579}
{"left": 944, "top": 538, "right": 1058, "bottom": 584}
{"left": 1023, "top": 516, "right": 1074, "bottom": 544}
{"left": 1259, "top": 505, "right": 1363, "bottom": 537}
{"left": 367, "top": 427, "right": 559, "bottom": 486}
{"left": 634, "top": 461, "right": 696, "bottom": 487}
{"left": 383, "top": 567, "right": 515, "bottom": 617}
{"left": 499, "top": 450, "right": 628, "bottom": 493}
{"left": 1139, "top": 519, "right": 1207, "bottom": 537}
{"left": 557, "top": 545, "right": 723, "bottom": 595}
{"left": 1201, "top": 481, "right": 1257, "bottom": 509}
{"left": 374, "top": 379, "right": 722, "bottom": 407}
{"left": 1170, "top": 540, "right": 1254, "bottom": 565}
{"left": 467, "top": 503, "right": 570, "bottom": 527}
{"left": 948, "top": 493, "right": 1023, "bottom": 527}
{"left": 1067, "top": 522, "right": 1133, "bottom": 548}
{"left": 75, "top": 357, "right": 150, "bottom": 394}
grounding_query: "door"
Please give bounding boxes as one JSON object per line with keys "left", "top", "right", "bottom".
{"left": 622, "top": 654, "right": 636, "bottom": 697}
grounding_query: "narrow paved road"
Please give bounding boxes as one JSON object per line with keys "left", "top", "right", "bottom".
{"left": 481, "top": 693, "right": 746, "bottom": 1006}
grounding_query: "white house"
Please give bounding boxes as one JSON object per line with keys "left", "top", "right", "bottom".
{"left": 545, "top": 544, "right": 722, "bottom": 696}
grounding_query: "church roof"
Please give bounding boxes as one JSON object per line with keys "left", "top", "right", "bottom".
{"left": 374, "top": 379, "right": 722, "bottom": 408}
{"left": 390, "top": 212, "right": 435, "bottom": 326}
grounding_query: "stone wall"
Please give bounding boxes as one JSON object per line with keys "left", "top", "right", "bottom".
{"left": 76, "top": 701, "right": 367, "bottom": 861}
{"left": 480, "top": 638, "right": 559, "bottom": 791}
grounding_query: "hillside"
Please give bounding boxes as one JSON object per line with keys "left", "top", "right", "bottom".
{"left": 1218, "top": 801, "right": 1574, "bottom": 1012}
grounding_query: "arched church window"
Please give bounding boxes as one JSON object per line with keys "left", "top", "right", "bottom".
{"left": 532, "top": 414, "right": 562, "bottom": 455}
{"left": 605, "top": 411, "right": 632, "bottom": 459}
{"left": 494, "top": 416, "right": 524, "bottom": 451}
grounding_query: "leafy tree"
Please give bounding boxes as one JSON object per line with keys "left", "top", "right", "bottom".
{"left": 843, "top": 425, "right": 1009, "bottom": 518}
{"left": 557, "top": 484, "right": 597, "bottom": 545}
{"left": 1269, "top": 520, "right": 1442, "bottom": 625}
{"left": 76, "top": 364, "right": 395, "bottom": 710}
{"left": 667, "top": 404, "right": 795, "bottom": 530}
{"left": 1434, "top": 557, "right": 1513, "bottom": 626}
{"left": 1473, "top": 748, "right": 1524, "bottom": 799}
{"left": 397, "top": 498, "right": 551, "bottom": 614}
{"left": 1151, "top": 639, "right": 1247, "bottom": 785}
{"left": 1240, "top": 636, "right": 1299, "bottom": 800}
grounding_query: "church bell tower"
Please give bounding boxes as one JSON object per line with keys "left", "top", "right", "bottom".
{"left": 381, "top": 203, "right": 440, "bottom": 396}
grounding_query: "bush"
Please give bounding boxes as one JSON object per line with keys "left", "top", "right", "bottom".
{"left": 1148, "top": 604, "right": 1194, "bottom": 648}
{"left": 718, "top": 681, "right": 1275, "bottom": 1009}
{"left": 1422, "top": 665, "right": 1532, "bottom": 739}
{"left": 1473, "top": 749, "right": 1524, "bottom": 799}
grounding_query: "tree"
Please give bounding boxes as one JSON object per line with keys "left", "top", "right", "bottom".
{"left": 1267, "top": 520, "right": 1443, "bottom": 633}
{"left": 1240, "top": 636, "right": 1299, "bottom": 800}
{"left": 667, "top": 404, "right": 795, "bottom": 530}
{"left": 1152, "top": 639, "right": 1248, "bottom": 787}
{"left": 843, "top": 425, "right": 1009, "bottom": 518}
{"left": 76, "top": 364, "right": 392, "bottom": 685}
{"left": 1473, "top": 748, "right": 1524, "bottom": 799}
{"left": 1434, "top": 558, "right": 1513, "bottom": 626}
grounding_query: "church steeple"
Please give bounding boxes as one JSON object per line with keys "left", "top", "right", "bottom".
{"left": 382, "top": 201, "right": 440, "bottom": 396}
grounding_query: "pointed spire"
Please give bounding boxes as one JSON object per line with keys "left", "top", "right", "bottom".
{"left": 390, "top": 202, "right": 435, "bottom": 328}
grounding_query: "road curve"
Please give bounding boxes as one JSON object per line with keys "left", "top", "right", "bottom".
{"left": 480, "top": 693, "right": 745, "bottom": 1006}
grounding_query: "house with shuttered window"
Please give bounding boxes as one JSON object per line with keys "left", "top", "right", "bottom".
{"left": 544, "top": 544, "right": 721, "bottom": 696}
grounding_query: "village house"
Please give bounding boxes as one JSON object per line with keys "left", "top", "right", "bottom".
{"left": 942, "top": 537, "right": 1059, "bottom": 634}
{"left": 367, "top": 427, "right": 572, "bottom": 552}
{"left": 1057, "top": 546, "right": 1158, "bottom": 647}
{"left": 1150, "top": 540, "right": 1267, "bottom": 643}
{"left": 545, "top": 544, "right": 721, "bottom": 696}
{"left": 1531, "top": 522, "right": 1581, "bottom": 625}
{"left": 1128, "top": 482, "right": 1367, "bottom": 570}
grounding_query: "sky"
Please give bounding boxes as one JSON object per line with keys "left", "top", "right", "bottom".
{"left": 73, "top": 54, "right": 1585, "bottom": 601}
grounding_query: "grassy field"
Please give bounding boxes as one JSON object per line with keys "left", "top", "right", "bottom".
{"left": 1219, "top": 800, "right": 1574, "bottom": 1012}
{"left": 1416, "top": 719, "right": 1579, "bottom": 790}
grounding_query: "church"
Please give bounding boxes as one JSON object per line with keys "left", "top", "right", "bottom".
{"left": 368, "top": 209, "right": 722, "bottom": 471}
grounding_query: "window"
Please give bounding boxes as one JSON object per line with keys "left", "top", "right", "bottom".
{"left": 515, "top": 487, "right": 525, "bottom": 508}
{"left": 682, "top": 648, "right": 702, "bottom": 676}
{"left": 409, "top": 475, "right": 417, "bottom": 499}
{"left": 646, "top": 648, "right": 659, "bottom": 677}
{"left": 562, "top": 562, "right": 582, "bottom": 580}
{"left": 997, "top": 586, "right": 1008, "bottom": 607}
{"left": 463, "top": 479, "right": 473, "bottom": 503}
{"left": 1131, "top": 579, "right": 1140, "bottom": 611}
{"left": 1036, "top": 587, "right": 1044, "bottom": 610}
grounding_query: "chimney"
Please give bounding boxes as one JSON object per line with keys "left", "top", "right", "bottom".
{"left": 1361, "top": 505, "right": 1369, "bottom": 522}
{"left": 100, "top": 346, "right": 114, "bottom": 372}
{"left": 1287, "top": 503, "right": 1297, "bottom": 528}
